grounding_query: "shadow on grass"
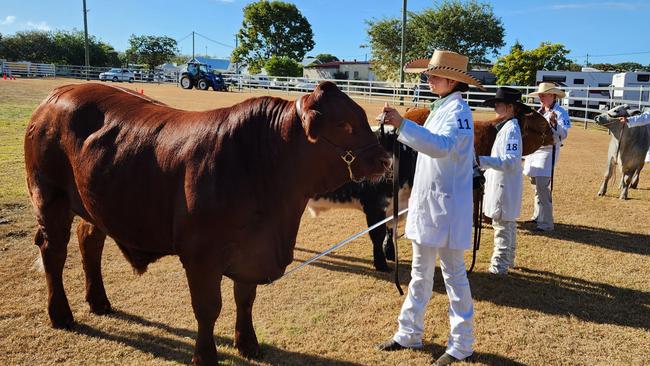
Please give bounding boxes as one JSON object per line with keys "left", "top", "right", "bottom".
{"left": 518, "top": 222, "right": 649, "bottom": 255}
{"left": 469, "top": 267, "right": 650, "bottom": 330}
{"left": 73, "top": 310, "right": 364, "bottom": 366}
{"left": 293, "top": 249, "right": 650, "bottom": 330}
{"left": 422, "top": 344, "right": 528, "bottom": 366}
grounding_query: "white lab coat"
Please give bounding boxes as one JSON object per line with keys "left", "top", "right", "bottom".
{"left": 479, "top": 119, "right": 523, "bottom": 221}
{"left": 628, "top": 111, "right": 650, "bottom": 128}
{"left": 522, "top": 103, "right": 570, "bottom": 177}
{"left": 398, "top": 92, "right": 474, "bottom": 249}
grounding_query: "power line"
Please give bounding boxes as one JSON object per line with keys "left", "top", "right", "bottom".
{"left": 194, "top": 32, "right": 234, "bottom": 49}
{"left": 572, "top": 51, "right": 650, "bottom": 60}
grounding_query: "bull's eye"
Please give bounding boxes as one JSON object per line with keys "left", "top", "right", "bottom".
{"left": 337, "top": 121, "right": 353, "bottom": 134}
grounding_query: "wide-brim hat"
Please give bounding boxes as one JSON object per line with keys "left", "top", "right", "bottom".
{"left": 484, "top": 86, "right": 532, "bottom": 112}
{"left": 403, "top": 50, "right": 485, "bottom": 91}
{"left": 528, "top": 82, "right": 566, "bottom": 98}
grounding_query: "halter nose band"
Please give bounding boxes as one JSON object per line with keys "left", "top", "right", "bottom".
{"left": 295, "top": 96, "right": 381, "bottom": 183}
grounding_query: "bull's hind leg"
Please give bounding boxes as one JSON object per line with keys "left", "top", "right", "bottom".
{"left": 233, "top": 281, "right": 260, "bottom": 358}
{"left": 620, "top": 173, "right": 632, "bottom": 200}
{"left": 182, "top": 256, "right": 223, "bottom": 366}
{"left": 364, "top": 207, "right": 390, "bottom": 272}
{"left": 31, "top": 186, "right": 74, "bottom": 329}
{"left": 76, "top": 220, "right": 111, "bottom": 315}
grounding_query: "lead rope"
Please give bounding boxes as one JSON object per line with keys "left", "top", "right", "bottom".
{"left": 391, "top": 124, "right": 404, "bottom": 295}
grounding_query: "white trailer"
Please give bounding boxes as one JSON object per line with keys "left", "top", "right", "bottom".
{"left": 536, "top": 68, "right": 616, "bottom": 112}
{"left": 612, "top": 72, "right": 650, "bottom": 107}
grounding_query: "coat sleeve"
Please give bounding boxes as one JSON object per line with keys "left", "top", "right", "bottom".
{"left": 479, "top": 124, "right": 522, "bottom": 172}
{"left": 627, "top": 111, "right": 650, "bottom": 128}
{"left": 551, "top": 110, "right": 568, "bottom": 143}
{"left": 397, "top": 110, "right": 459, "bottom": 159}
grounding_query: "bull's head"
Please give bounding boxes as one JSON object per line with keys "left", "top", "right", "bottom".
{"left": 297, "top": 81, "right": 391, "bottom": 183}
{"left": 520, "top": 109, "right": 555, "bottom": 155}
{"left": 594, "top": 104, "right": 642, "bottom": 132}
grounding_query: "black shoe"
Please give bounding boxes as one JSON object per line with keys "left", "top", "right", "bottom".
{"left": 523, "top": 218, "right": 537, "bottom": 224}
{"left": 432, "top": 352, "right": 461, "bottom": 366}
{"left": 376, "top": 339, "right": 411, "bottom": 351}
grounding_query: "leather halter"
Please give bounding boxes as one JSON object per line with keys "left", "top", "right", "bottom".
{"left": 295, "top": 95, "right": 379, "bottom": 183}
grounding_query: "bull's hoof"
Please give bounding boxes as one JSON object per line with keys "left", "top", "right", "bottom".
{"left": 89, "top": 300, "right": 113, "bottom": 315}
{"left": 235, "top": 339, "right": 260, "bottom": 359}
{"left": 191, "top": 353, "right": 219, "bottom": 366}
{"left": 374, "top": 261, "right": 391, "bottom": 272}
{"left": 597, "top": 191, "right": 605, "bottom": 197}
{"left": 49, "top": 306, "right": 74, "bottom": 330}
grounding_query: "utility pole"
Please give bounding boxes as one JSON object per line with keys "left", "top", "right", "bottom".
{"left": 192, "top": 31, "right": 195, "bottom": 60}
{"left": 399, "top": 0, "right": 407, "bottom": 104}
{"left": 586, "top": 53, "right": 590, "bottom": 66}
{"left": 82, "top": 0, "right": 90, "bottom": 80}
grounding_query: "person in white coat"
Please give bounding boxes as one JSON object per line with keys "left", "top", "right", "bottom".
{"left": 479, "top": 87, "right": 528, "bottom": 275}
{"left": 522, "top": 82, "right": 571, "bottom": 231}
{"left": 376, "top": 50, "right": 485, "bottom": 366}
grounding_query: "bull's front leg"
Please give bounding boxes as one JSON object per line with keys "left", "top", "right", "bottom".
{"left": 182, "top": 256, "right": 223, "bottom": 366}
{"left": 364, "top": 207, "right": 390, "bottom": 272}
{"left": 597, "top": 157, "right": 615, "bottom": 196}
{"left": 233, "top": 281, "right": 260, "bottom": 358}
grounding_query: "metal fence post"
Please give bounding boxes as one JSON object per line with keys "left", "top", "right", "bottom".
{"left": 639, "top": 85, "right": 643, "bottom": 109}
{"left": 584, "top": 86, "right": 590, "bottom": 123}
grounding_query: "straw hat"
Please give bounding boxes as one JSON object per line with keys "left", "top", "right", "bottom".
{"left": 483, "top": 87, "right": 531, "bottom": 112}
{"left": 403, "top": 50, "right": 485, "bottom": 91}
{"left": 528, "top": 82, "right": 566, "bottom": 98}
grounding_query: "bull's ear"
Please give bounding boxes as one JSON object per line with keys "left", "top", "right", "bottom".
{"left": 303, "top": 109, "right": 322, "bottom": 143}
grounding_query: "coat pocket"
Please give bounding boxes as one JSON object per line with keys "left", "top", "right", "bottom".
{"left": 416, "top": 191, "right": 450, "bottom": 230}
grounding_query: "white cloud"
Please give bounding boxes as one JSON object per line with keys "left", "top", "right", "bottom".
{"left": 216, "top": 0, "right": 235, "bottom": 3}
{"left": 23, "top": 21, "right": 51, "bottom": 31}
{"left": 1, "top": 15, "right": 16, "bottom": 25}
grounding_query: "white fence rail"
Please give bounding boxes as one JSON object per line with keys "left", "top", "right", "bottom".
{"left": 3, "top": 61, "right": 649, "bottom": 125}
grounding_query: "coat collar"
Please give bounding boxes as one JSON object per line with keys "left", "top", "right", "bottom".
{"left": 429, "top": 91, "right": 462, "bottom": 113}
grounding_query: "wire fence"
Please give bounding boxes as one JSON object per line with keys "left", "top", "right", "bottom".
{"left": 3, "top": 61, "right": 649, "bottom": 126}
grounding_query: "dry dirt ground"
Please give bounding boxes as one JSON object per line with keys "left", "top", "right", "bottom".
{"left": 0, "top": 78, "right": 648, "bottom": 366}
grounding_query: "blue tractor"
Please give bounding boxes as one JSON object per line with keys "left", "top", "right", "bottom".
{"left": 179, "top": 62, "right": 228, "bottom": 91}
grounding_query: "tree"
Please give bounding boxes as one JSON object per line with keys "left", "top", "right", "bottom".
{"left": 0, "top": 30, "right": 118, "bottom": 66}
{"left": 232, "top": 0, "right": 314, "bottom": 74}
{"left": 264, "top": 56, "right": 302, "bottom": 77}
{"left": 492, "top": 42, "right": 576, "bottom": 85}
{"left": 126, "top": 34, "right": 178, "bottom": 70}
{"left": 315, "top": 53, "right": 339, "bottom": 63}
{"left": 366, "top": 0, "right": 504, "bottom": 81}
{"left": 614, "top": 62, "right": 645, "bottom": 71}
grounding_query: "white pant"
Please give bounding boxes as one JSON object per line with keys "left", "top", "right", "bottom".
{"left": 530, "top": 176, "right": 554, "bottom": 230}
{"left": 489, "top": 219, "right": 517, "bottom": 274}
{"left": 393, "top": 242, "right": 474, "bottom": 360}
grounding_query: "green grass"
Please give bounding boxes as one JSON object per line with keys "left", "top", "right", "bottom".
{"left": 0, "top": 100, "right": 37, "bottom": 203}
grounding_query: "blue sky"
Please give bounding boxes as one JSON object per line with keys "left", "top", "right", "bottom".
{"left": 1, "top": 0, "right": 649, "bottom": 65}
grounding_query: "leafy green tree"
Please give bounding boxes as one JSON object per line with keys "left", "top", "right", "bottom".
{"left": 492, "top": 42, "right": 576, "bottom": 85}
{"left": 232, "top": 0, "right": 314, "bottom": 74}
{"left": 0, "top": 30, "right": 118, "bottom": 66}
{"left": 265, "top": 56, "right": 302, "bottom": 76}
{"left": 126, "top": 34, "right": 178, "bottom": 70}
{"left": 590, "top": 63, "right": 617, "bottom": 71}
{"left": 315, "top": 53, "right": 339, "bottom": 63}
{"left": 366, "top": 0, "right": 504, "bottom": 81}
{"left": 614, "top": 62, "right": 645, "bottom": 71}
